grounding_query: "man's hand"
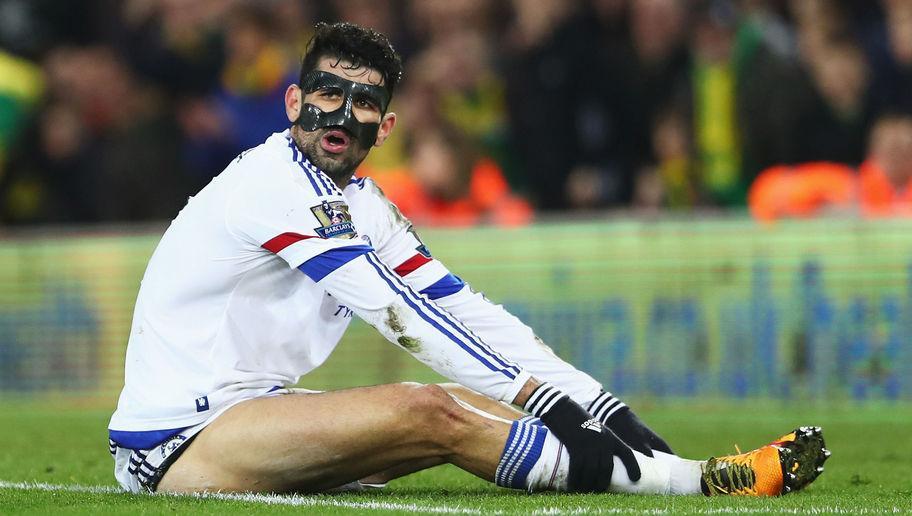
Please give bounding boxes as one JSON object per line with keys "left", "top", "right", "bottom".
{"left": 604, "top": 407, "right": 674, "bottom": 457}
{"left": 539, "top": 396, "right": 641, "bottom": 492}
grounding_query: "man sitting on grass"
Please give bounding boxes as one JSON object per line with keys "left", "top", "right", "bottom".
{"left": 108, "top": 21, "right": 829, "bottom": 497}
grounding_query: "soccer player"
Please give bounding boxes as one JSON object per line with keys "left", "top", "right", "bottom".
{"left": 108, "top": 22, "right": 828, "bottom": 497}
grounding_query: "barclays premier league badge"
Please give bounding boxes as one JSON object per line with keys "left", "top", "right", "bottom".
{"left": 311, "top": 200, "right": 357, "bottom": 239}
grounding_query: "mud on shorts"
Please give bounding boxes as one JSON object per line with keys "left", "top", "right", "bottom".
{"left": 109, "top": 387, "right": 319, "bottom": 493}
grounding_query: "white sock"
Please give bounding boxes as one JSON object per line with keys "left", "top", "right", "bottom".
{"left": 525, "top": 427, "right": 569, "bottom": 491}
{"left": 608, "top": 449, "right": 671, "bottom": 494}
{"left": 653, "top": 451, "right": 704, "bottom": 494}
{"left": 520, "top": 416, "right": 705, "bottom": 495}
{"left": 611, "top": 451, "right": 705, "bottom": 495}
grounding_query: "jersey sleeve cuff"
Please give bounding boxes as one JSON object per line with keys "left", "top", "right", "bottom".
{"left": 502, "top": 370, "right": 533, "bottom": 405}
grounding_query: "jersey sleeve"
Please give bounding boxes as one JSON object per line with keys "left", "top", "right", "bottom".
{"left": 430, "top": 286, "right": 604, "bottom": 404}
{"left": 225, "top": 163, "right": 371, "bottom": 278}
{"left": 355, "top": 179, "right": 604, "bottom": 405}
{"left": 366, "top": 188, "right": 604, "bottom": 405}
{"left": 318, "top": 251, "right": 532, "bottom": 403}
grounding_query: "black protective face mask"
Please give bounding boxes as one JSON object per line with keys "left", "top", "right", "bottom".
{"left": 297, "top": 70, "right": 390, "bottom": 146}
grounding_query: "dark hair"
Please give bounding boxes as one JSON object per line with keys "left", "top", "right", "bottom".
{"left": 300, "top": 22, "right": 403, "bottom": 99}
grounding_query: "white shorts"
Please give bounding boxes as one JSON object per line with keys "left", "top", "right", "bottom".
{"left": 109, "top": 387, "right": 318, "bottom": 493}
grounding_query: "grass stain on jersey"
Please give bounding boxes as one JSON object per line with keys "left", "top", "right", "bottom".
{"left": 385, "top": 306, "right": 421, "bottom": 351}
{"left": 397, "top": 336, "right": 422, "bottom": 353}
{"left": 385, "top": 306, "right": 406, "bottom": 334}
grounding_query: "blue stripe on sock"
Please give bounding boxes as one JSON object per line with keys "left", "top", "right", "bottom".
{"left": 495, "top": 422, "right": 521, "bottom": 485}
{"left": 518, "top": 415, "right": 546, "bottom": 427}
{"left": 504, "top": 424, "right": 532, "bottom": 487}
{"left": 419, "top": 273, "right": 466, "bottom": 300}
{"left": 508, "top": 425, "right": 547, "bottom": 489}
{"left": 364, "top": 253, "right": 519, "bottom": 378}
{"left": 496, "top": 421, "right": 527, "bottom": 487}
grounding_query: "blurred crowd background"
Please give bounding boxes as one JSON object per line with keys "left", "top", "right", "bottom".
{"left": 1, "top": 0, "right": 911, "bottom": 227}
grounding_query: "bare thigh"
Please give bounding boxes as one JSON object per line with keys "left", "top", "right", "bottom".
{"left": 158, "top": 383, "right": 510, "bottom": 494}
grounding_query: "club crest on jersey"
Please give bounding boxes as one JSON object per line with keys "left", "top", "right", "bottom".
{"left": 311, "top": 200, "right": 356, "bottom": 239}
{"left": 159, "top": 435, "right": 187, "bottom": 459}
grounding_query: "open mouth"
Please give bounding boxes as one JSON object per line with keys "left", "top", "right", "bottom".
{"left": 320, "top": 129, "right": 352, "bottom": 154}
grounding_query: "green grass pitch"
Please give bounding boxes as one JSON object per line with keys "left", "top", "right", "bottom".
{"left": 1, "top": 401, "right": 910, "bottom": 514}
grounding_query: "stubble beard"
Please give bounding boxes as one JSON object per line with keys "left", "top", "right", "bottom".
{"left": 291, "top": 126, "right": 369, "bottom": 188}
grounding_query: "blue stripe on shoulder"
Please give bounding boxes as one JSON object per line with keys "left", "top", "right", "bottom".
{"left": 298, "top": 245, "right": 373, "bottom": 282}
{"left": 419, "top": 273, "right": 466, "bottom": 300}
{"left": 347, "top": 177, "right": 367, "bottom": 189}
{"left": 109, "top": 427, "right": 187, "bottom": 450}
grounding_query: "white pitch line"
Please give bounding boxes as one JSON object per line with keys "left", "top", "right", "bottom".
{"left": 0, "top": 480, "right": 488, "bottom": 514}
{"left": 0, "top": 481, "right": 905, "bottom": 514}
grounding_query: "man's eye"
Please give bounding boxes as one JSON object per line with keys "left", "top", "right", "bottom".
{"left": 319, "top": 88, "right": 342, "bottom": 98}
{"left": 355, "top": 97, "right": 379, "bottom": 110}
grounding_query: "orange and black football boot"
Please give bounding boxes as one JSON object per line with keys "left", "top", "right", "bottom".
{"left": 701, "top": 426, "right": 830, "bottom": 496}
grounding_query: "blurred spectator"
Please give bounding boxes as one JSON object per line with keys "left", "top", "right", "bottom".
{"left": 1, "top": 0, "right": 912, "bottom": 225}
{"left": 75, "top": 45, "right": 187, "bottom": 223}
{"left": 0, "top": 49, "right": 43, "bottom": 169}
{"left": 620, "top": 0, "right": 690, "bottom": 173}
{"left": 864, "top": 0, "right": 912, "bottom": 114}
{"left": 0, "top": 0, "right": 105, "bottom": 58}
{"left": 118, "top": 0, "right": 230, "bottom": 98}
{"left": 373, "top": 1, "right": 509, "bottom": 170}
{"left": 857, "top": 112, "right": 912, "bottom": 217}
{"left": 179, "top": 2, "right": 298, "bottom": 185}
{"left": 368, "top": 122, "right": 533, "bottom": 227}
{"left": 737, "top": 0, "right": 873, "bottom": 180}
{"left": 505, "top": 0, "right": 635, "bottom": 210}
{"left": 749, "top": 113, "right": 912, "bottom": 222}
{"left": 793, "top": 36, "right": 874, "bottom": 165}
{"left": 632, "top": 107, "right": 698, "bottom": 210}
{"left": 2, "top": 45, "right": 189, "bottom": 223}
{"left": 747, "top": 161, "right": 856, "bottom": 222}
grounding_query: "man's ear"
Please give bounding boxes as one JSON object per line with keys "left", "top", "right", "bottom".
{"left": 285, "top": 84, "right": 302, "bottom": 123}
{"left": 374, "top": 111, "right": 397, "bottom": 147}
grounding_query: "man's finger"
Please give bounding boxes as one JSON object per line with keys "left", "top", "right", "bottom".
{"left": 595, "top": 452, "right": 614, "bottom": 492}
{"left": 616, "top": 444, "right": 642, "bottom": 482}
{"left": 571, "top": 458, "right": 594, "bottom": 492}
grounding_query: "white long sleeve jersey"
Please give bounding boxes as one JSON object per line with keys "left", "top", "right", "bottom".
{"left": 108, "top": 130, "right": 601, "bottom": 447}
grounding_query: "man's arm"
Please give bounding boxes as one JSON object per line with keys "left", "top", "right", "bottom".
{"left": 309, "top": 250, "right": 640, "bottom": 491}
{"left": 428, "top": 284, "right": 674, "bottom": 456}
{"left": 374, "top": 220, "right": 673, "bottom": 456}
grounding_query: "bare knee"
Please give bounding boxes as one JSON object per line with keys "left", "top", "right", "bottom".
{"left": 394, "top": 383, "right": 467, "bottom": 443}
{"left": 401, "top": 383, "right": 459, "bottom": 416}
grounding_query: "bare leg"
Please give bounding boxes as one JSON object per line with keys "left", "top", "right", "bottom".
{"left": 158, "top": 383, "right": 511, "bottom": 494}
{"left": 359, "top": 383, "right": 526, "bottom": 485}
{"left": 358, "top": 383, "right": 524, "bottom": 485}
